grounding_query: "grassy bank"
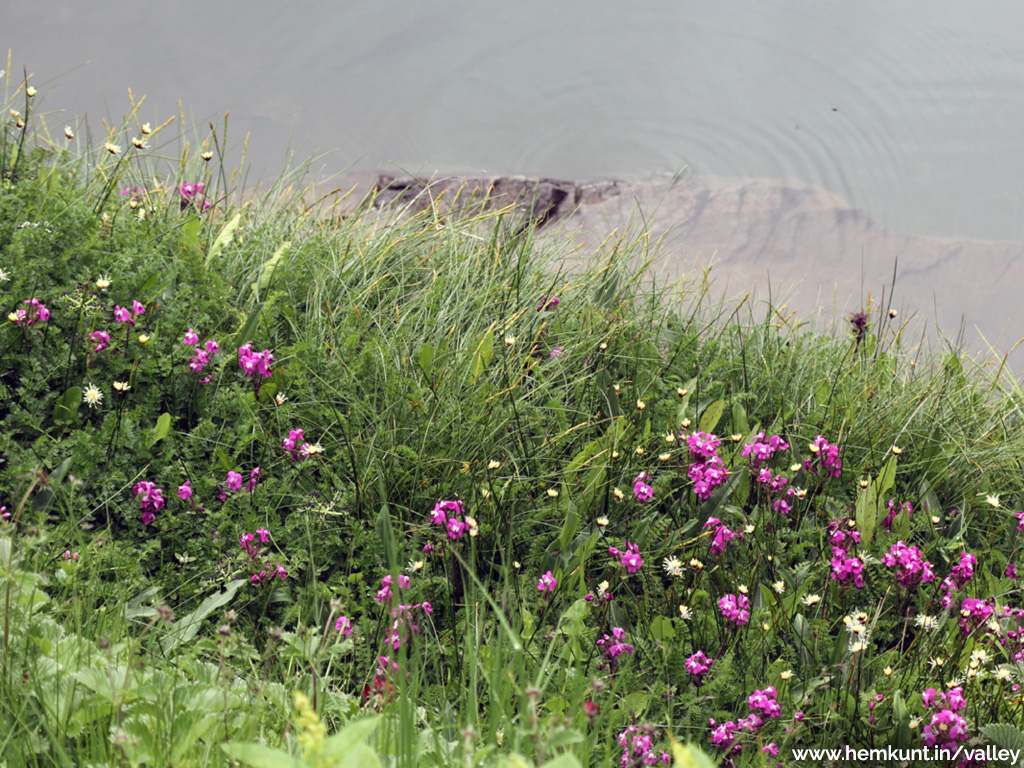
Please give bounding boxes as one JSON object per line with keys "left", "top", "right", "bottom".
{"left": 3, "top": 75, "right": 1024, "bottom": 768}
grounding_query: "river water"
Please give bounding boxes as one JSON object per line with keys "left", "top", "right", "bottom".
{"left": 7, "top": 1, "right": 1024, "bottom": 358}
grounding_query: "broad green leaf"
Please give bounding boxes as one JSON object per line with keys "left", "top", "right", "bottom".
{"left": 698, "top": 398, "right": 725, "bottom": 434}
{"left": 161, "top": 579, "right": 246, "bottom": 653}
{"left": 469, "top": 324, "right": 496, "bottom": 385}
{"left": 730, "top": 402, "right": 749, "bottom": 436}
{"left": 220, "top": 742, "right": 304, "bottom": 768}
{"left": 320, "top": 715, "right": 381, "bottom": 762}
{"left": 54, "top": 386, "right": 82, "bottom": 426}
{"left": 418, "top": 343, "right": 434, "bottom": 376}
{"left": 668, "top": 735, "right": 719, "bottom": 768}
{"left": 650, "top": 615, "right": 676, "bottom": 642}
{"left": 251, "top": 241, "right": 291, "bottom": 294}
{"left": 236, "top": 300, "right": 266, "bottom": 350}
{"left": 205, "top": 212, "right": 242, "bottom": 266}
{"left": 855, "top": 478, "right": 877, "bottom": 546}
{"left": 556, "top": 499, "right": 577, "bottom": 552}
{"left": 152, "top": 412, "right": 172, "bottom": 445}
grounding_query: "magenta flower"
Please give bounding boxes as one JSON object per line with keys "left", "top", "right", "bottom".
{"left": 132, "top": 300, "right": 146, "bottom": 316}
{"left": 597, "top": 627, "right": 635, "bottom": 661}
{"left": 90, "top": 330, "right": 110, "bottom": 352}
{"left": 685, "top": 650, "right": 713, "bottom": 680}
{"left": 747, "top": 686, "right": 782, "bottom": 718}
{"left": 536, "top": 294, "right": 560, "bottom": 312}
{"left": 537, "top": 570, "right": 557, "bottom": 592}
{"left": 113, "top": 305, "right": 133, "bottom": 325}
{"left": 177, "top": 481, "right": 192, "bottom": 500}
{"left": 549, "top": 345, "right": 564, "bottom": 359}
{"left": 335, "top": 616, "right": 353, "bottom": 636}
{"left": 248, "top": 467, "right": 261, "bottom": 492}
{"left": 632, "top": 472, "right": 654, "bottom": 503}
{"left": 881, "top": 540, "right": 935, "bottom": 589}
{"left": 225, "top": 471, "right": 243, "bottom": 491}
{"left": 13, "top": 298, "right": 50, "bottom": 326}
{"left": 134, "top": 480, "right": 165, "bottom": 525}
{"left": 609, "top": 542, "right": 643, "bottom": 573}
{"left": 256, "top": 528, "right": 270, "bottom": 543}
{"left": 238, "top": 342, "right": 274, "bottom": 378}
{"left": 205, "top": 339, "right": 219, "bottom": 355}
{"left": 718, "top": 593, "right": 750, "bottom": 626}
{"left": 183, "top": 328, "right": 200, "bottom": 346}
{"left": 376, "top": 574, "right": 411, "bottom": 603}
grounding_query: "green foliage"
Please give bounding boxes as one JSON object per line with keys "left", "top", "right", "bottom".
{"left": 3, "top": 78, "right": 1024, "bottom": 767}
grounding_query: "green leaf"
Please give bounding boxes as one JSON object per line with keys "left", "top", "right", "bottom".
{"left": 855, "top": 478, "right": 877, "bottom": 546}
{"left": 468, "top": 324, "right": 496, "bottom": 385}
{"left": 251, "top": 241, "right": 291, "bottom": 295}
{"left": 320, "top": 715, "right": 381, "bottom": 762}
{"left": 698, "top": 398, "right": 725, "bottom": 434}
{"left": 650, "top": 615, "right": 676, "bottom": 642}
{"left": 161, "top": 579, "right": 246, "bottom": 653}
{"left": 556, "top": 499, "right": 577, "bottom": 552}
{"left": 730, "top": 403, "right": 749, "bottom": 436}
{"left": 205, "top": 212, "right": 242, "bottom": 266}
{"left": 980, "top": 724, "right": 1024, "bottom": 766}
{"left": 151, "top": 412, "right": 172, "bottom": 446}
{"left": 668, "top": 735, "right": 719, "bottom": 768}
{"left": 236, "top": 300, "right": 266, "bottom": 350}
{"left": 53, "top": 386, "right": 82, "bottom": 426}
{"left": 220, "top": 742, "right": 305, "bottom": 768}
{"left": 418, "top": 343, "right": 434, "bottom": 377}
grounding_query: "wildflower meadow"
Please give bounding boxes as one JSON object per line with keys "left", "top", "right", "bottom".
{"left": 2, "top": 67, "right": 1024, "bottom": 767}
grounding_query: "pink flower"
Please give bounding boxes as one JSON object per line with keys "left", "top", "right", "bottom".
{"left": 183, "top": 328, "right": 200, "bottom": 346}
{"left": 205, "top": 339, "right": 219, "bottom": 356}
{"left": 335, "top": 616, "right": 353, "bottom": 636}
{"left": 177, "top": 481, "right": 192, "bottom": 500}
{"left": 633, "top": 472, "right": 654, "bottom": 503}
{"left": 537, "top": 570, "right": 557, "bottom": 592}
{"left": 273, "top": 563, "right": 287, "bottom": 580}
{"left": 90, "top": 330, "right": 110, "bottom": 352}
{"left": 14, "top": 298, "right": 50, "bottom": 326}
{"left": 132, "top": 300, "right": 146, "bottom": 316}
{"left": 685, "top": 650, "right": 713, "bottom": 680}
{"left": 113, "top": 305, "right": 133, "bottom": 325}
{"left": 718, "top": 593, "right": 750, "bottom": 626}
{"left": 610, "top": 542, "right": 643, "bottom": 573}
{"left": 225, "top": 471, "right": 243, "bottom": 491}
{"left": 376, "top": 574, "right": 411, "bottom": 603}
{"left": 256, "top": 528, "right": 270, "bottom": 543}
{"left": 248, "top": 467, "right": 261, "bottom": 492}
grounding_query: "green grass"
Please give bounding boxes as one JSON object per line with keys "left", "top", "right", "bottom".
{"left": 2, "top": 71, "right": 1024, "bottom": 768}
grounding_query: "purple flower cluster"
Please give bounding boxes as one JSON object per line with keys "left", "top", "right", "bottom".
{"left": 133, "top": 480, "right": 165, "bottom": 526}
{"left": 703, "top": 516, "right": 739, "bottom": 555}
{"left": 178, "top": 182, "right": 212, "bottom": 211}
{"left": 376, "top": 574, "right": 411, "bottom": 603}
{"left": 597, "top": 626, "right": 635, "bottom": 669}
{"left": 90, "top": 330, "right": 110, "bottom": 352}
{"left": 940, "top": 551, "right": 977, "bottom": 607}
{"left": 829, "top": 516, "right": 864, "bottom": 588}
{"left": 12, "top": 298, "right": 51, "bottom": 326}
{"left": 114, "top": 300, "right": 145, "bottom": 326}
{"left": 429, "top": 499, "right": 477, "bottom": 540}
{"left": 224, "top": 467, "right": 260, "bottom": 494}
{"left": 804, "top": 434, "right": 842, "bottom": 477}
{"left": 238, "top": 342, "right": 274, "bottom": 378}
{"left": 609, "top": 542, "right": 643, "bottom": 573}
{"left": 741, "top": 432, "right": 788, "bottom": 469}
{"left": 881, "top": 540, "right": 935, "bottom": 589}
{"left": 616, "top": 725, "right": 670, "bottom": 767}
{"left": 685, "top": 650, "right": 713, "bottom": 682}
{"left": 238, "top": 528, "right": 286, "bottom": 584}
{"left": 685, "top": 431, "right": 729, "bottom": 501}
{"left": 709, "top": 686, "right": 783, "bottom": 757}
{"left": 537, "top": 570, "right": 557, "bottom": 592}
{"left": 747, "top": 686, "right": 782, "bottom": 719}
{"left": 632, "top": 471, "right": 654, "bottom": 503}
{"left": 958, "top": 597, "right": 994, "bottom": 635}
{"left": 718, "top": 593, "right": 750, "bottom": 626}
{"left": 182, "top": 331, "right": 220, "bottom": 383}
{"left": 536, "top": 294, "right": 559, "bottom": 312}
{"left": 385, "top": 600, "right": 432, "bottom": 650}
{"left": 920, "top": 686, "right": 969, "bottom": 752}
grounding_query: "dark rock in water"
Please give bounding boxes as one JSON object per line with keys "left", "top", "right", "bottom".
{"left": 373, "top": 175, "right": 624, "bottom": 231}
{"left": 368, "top": 173, "right": 1022, "bottom": 366}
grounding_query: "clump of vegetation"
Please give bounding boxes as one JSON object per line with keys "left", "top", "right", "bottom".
{"left": 3, "top": 64, "right": 1024, "bottom": 767}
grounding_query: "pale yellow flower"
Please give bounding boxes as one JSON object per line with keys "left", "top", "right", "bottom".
{"left": 64, "top": 125, "right": 74, "bottom": 140}
{"left": 104, "top": 141, "right": 121, "bottom": 155}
